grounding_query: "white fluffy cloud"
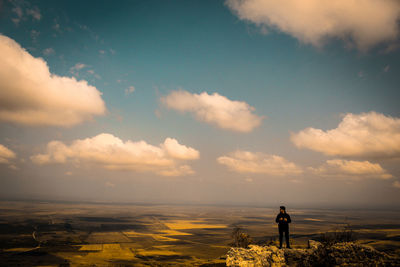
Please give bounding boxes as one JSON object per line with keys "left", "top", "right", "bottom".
{"left": 217, "top": 150, "right": 302, "bottom": 176}
{"left": 226, "top": 0, "right": 400, "bottom": 50}
{"left": 0, "top": 35, "right": 106, "bottom": 127}
{"left": 161, "top": 90, "right": 263, "bottom": 132}
{"left": 217, "top": 150, "right": 394, "bottom": 180}
{"left": 161, "top": 138, "right": 199, "bottom": 160}
{"left": 0, "top": 144, "right": 16, "bottom": 165}
{"left": 291, "top": 112, "right": 400, "bottom": 158}
{"left": 310, "top": 159, "right": 393, "bottom": 180}
{"left": 31, "top": 133, "right": 199, "bottom": 176}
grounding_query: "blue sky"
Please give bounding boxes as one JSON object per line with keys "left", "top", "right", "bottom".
{"left": 0, "top": 0, "right": 399, "bottom": 208}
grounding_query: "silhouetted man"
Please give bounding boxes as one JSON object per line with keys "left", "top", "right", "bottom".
{"left": 275, "top": 206, "right": 291, "bottom": 249}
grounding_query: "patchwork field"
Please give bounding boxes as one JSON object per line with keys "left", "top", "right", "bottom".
{"left": 0, "top": 201, "right": 399, "bottom": 266}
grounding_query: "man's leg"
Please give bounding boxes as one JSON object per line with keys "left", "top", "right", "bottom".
{"left": 279, "top": 228, "right": 283, "bottom": 248}
{"left": 285, "top": 229, "right": 290, "bottom": 248}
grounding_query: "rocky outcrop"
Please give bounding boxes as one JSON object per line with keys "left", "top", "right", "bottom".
{"left": 227, "top": 245, "right": 285, "bottom": 267}
{"left": 226, "top": 240, "right": 400, "bottom": 266}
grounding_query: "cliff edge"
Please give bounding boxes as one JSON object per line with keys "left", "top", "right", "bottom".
{"left": 226, "top": 240, "right": 400, "bottom": 266}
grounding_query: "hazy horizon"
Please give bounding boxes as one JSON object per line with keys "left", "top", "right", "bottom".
{"left": 1, "top": 196, "right": 400, "bottom": 211}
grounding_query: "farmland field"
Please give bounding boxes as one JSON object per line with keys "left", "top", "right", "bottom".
{"left": 0, "top": 200, "right": 399, "bottom": 266}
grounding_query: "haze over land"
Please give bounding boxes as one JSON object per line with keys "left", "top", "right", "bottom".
{"left": 0, "top": 0, "right": 400, "bottom": 209}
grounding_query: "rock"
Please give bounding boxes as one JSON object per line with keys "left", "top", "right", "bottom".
{"left": 307, "top": 240, "right": 321, "bottom": 250}
{"left": 226, "top": 244, "right": 285, "bottom": 267}
{"left": 226, "top": 241, "right": 400, "bottom": 267}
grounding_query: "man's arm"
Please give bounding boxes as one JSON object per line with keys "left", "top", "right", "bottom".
{"left": 286, "top": 214, "right": 291, "bottom": 223}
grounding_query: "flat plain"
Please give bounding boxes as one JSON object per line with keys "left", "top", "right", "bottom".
{"left": 0, "top": 200, "right": 399, "bottom": 266}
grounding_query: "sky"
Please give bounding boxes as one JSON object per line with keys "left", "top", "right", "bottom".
{"left": 0, "top": 0, "right": 400, "bottom": 208}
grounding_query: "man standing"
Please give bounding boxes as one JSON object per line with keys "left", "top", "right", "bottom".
{"left": 275, "top": 206, "right": 291, "bottom": 249}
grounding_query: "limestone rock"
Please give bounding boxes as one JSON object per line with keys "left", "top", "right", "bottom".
{"left": 226, "top": 241, "right": 400, "bottom": 267}
{"left": 226, "top": 244, "right": 285, "bottom": 267}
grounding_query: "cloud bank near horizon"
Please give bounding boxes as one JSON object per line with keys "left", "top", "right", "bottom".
{"left": 217, "top": 149, "right": 394, "bottom": 181}
{"left": 291, "top": 112, "right": 400, "bottom": 158}
{"left": 0, "top": 34, "right": 106, "bottom": 127}
{"left": 0, "top": 144, "right": 16, "bottom": 168}
{"left": 226, "top": 0, "right": 400, "bottom": 51}
{"left": 217, "top": 150, "right": 302, "bottom": 176}
{"left": 161, "top": 90, "right": 263, "bottom": 132}
{"left": 31, "top": 133, "right": 199, "bottom": 176}
{"left": 310, "top": 159, "right": 393, "bottom": 180}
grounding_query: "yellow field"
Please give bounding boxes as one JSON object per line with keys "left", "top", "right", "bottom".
{"left": 59, "top": 243, "right": 136, "bottom": 266}
{"left": 123, "top": 230, "right": 180, "bottom": 242}
{"left": 164, "top": 219, "right": 227, "bottom": 230}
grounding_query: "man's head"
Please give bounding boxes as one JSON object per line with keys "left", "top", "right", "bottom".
{"left": 280, "top": 206, "right": 286, "bottom": 213}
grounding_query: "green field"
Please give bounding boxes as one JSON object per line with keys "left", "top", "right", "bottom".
{"left": 0, "top": 201, "right": 399, "bottom": 266}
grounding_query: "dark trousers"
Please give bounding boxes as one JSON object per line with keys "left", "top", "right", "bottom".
{"left": 279, "top": 227, "right": 290, "bottom": 248}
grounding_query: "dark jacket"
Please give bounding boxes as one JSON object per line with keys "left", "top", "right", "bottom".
{"left": 275, "top": 212, "right": 291, "bottom": 229}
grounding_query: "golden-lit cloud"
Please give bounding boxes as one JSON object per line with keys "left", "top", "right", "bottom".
{"left": 161, "top": 90, "right": 263, "bottom": 132}
{"left": 0, "top": 144, "right": 16, "bottom": 165}
{"left": 291, "top": 112, "right": 400, "bottom": 158}
{"left": 226, "top": 0, "right": 400, "bottom": 50}
{"left": 0, "top": 34, "right": 106, "bottom": 127}
{"left": 162, "top": 138, "right": 199, "bottom": 160}
{"left": 217, "top": 150, "right": 302, "bottom": 176}
{"left": 31, "top": 133, "right": 199, "bottom": 176}
{"left": 393, "top": 181, "right": 400, "bottom": 189}
{"left": 310, "top": 159, "right": 393, "bottom": 180}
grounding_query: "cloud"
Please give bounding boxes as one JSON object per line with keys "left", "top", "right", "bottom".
{"left": 53, "top": 22, "right": 61, "bottom": 33}
{"left": 393, "top": 181, "right": 400, "bottom": 189}
{"left": 162, "top": 138, "right": 199, "bottom": 160}
{"left": 226, "top": 0, "right": 400, "bottom": 51}
{"left": 125, "top": 86, "right": 135, "bottom": 95}
{"left": 105, "top": 181, "right": 115, "bottom": 188}
{"left": 310, "top": 159, "right": 393, "bottom": 180}
{"left": 217, "top": 150, "right": 302, "bottom": 176}
{"left": 0, "top": 144, "right": 16, "bottom": 165}
{"left": 30, "top": 30, "right": 39, "bottom": 42}
{"left": 11, "top": 6, "right": 23, "bottom": 25}
{"left": 10, "top": 1, "right": 41, "bottom": 25}
{"left": 26, "top": 7, "right": 41, "bottom": 21}
{"left": 0, "top": 35, "right": 106, "bottom": 127}
{"left": 217, "top": 149, "right": 393, "bottom": 180}
{"left": 161, "top": 90, "right": 263, "bottom": 132}
{"left": 42, "top": 48, "right": 55, "bottom": 56}
{"left": 69, "top": 63, "right": 87, "bottom": 76}
{"left": 291, "top": 112, "right": 400, "bottom": 158}
{"left": 87, "top": 70, "right": 101, "bottom": 79}
{"left": 31, "top": 133, "right": 199, "bottom": 176}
